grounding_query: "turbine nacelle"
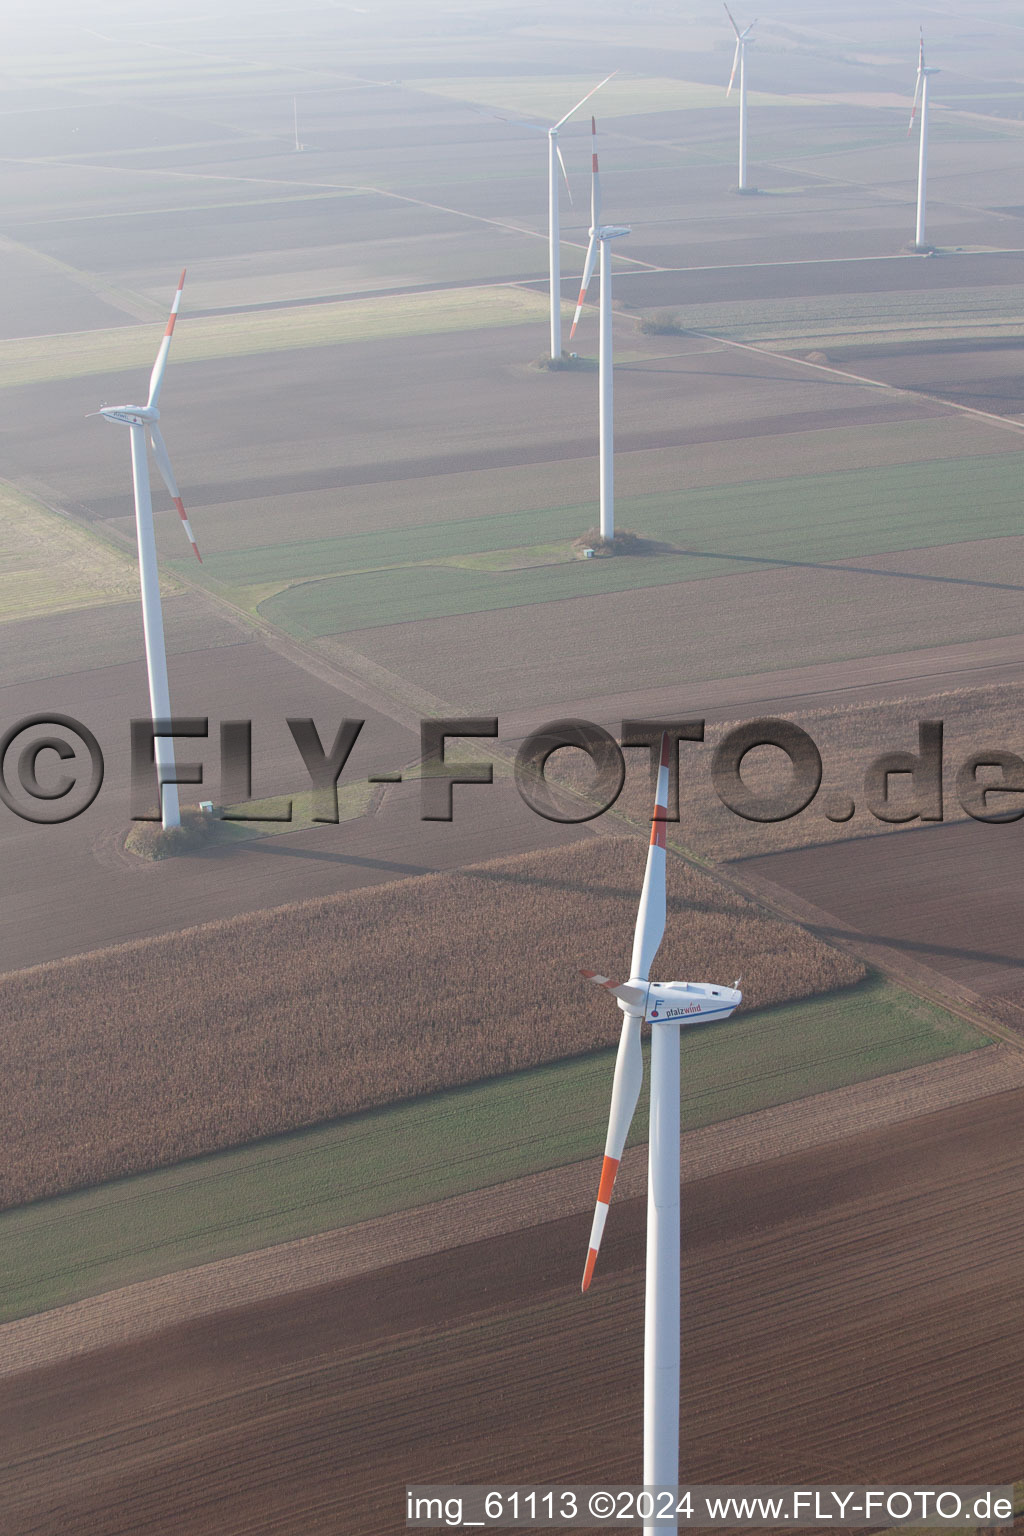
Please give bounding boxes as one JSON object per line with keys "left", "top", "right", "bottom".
{"left": 644, "top": 980, "right": 743, "bottom": 1021}
{"left": 598, "top": 223, "right": 631, "bottom": 241}
{"left": 584, "top": 972, "right": 742, "bottom": 1022}
{"left": 100, "top": 405, "right": 159, "bottom": 426}
{"left": 93, "top": 272, "right": 201, "bottom": 566}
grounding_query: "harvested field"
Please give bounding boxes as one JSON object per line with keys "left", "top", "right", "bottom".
{"left": 825, "top": 336, "right": 1024, "bottom": 419}
{"left": 0, "top": 239, "right": 137, "bottom": 337}
{"left": 1, "top": 975, "right": 982, "bottom": 1322}
{"left": 0, "top": 629, "right": 431, "bottom": 973}
{"left": 619, "top": 255, "right": 1024, "bottom": 325}
{"left": 6, "top": 323, "right": 938, "bottom": 537}
{"left": 737, "top": 816, "right": 1024, "bottom": 1007}
{"left": 2, "top": 1088, "right": 1022, "bottom": 1535}
{"left": 547, "top": 679, "right": 1024, "bottom": 862}
{"left": 0, "top": 591, "right": 244, "bottom": 686}
{"left": 0, "top": 284, "right": 548, "bottom": 390}
{"left": 343, "top": 535, "right": 1024, "bottom": 713}
{"left": 203, "top": 450, "right": 1024, "bottom": 587}
{"left": 0, "top": 835, "right": 863, "bottom": 1210}
{"left": 495, "top": 632, "right": 1024, "bottom": 740}
{"left": 170, "top": 415, "right": 1024, "bottom": 556}
{"left": 0, "top": 480, "right": 140, "bottom": 622}
{"left": 2, "top": 1038, "right": 1016, "bottom": 1349}
{"left": 0, "top": 773, "right": 583, "bottom": 975}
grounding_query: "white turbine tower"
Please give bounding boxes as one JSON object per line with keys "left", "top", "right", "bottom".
{"left": 293, "top": 97, "right": 304, "bottom": 153}
{"left": 909, "top": 31, "right": 940, "bottom": 251}
{"left": 96, "top": 271, "right": 202, "bottom": 833}
{"left": 568, "top": 118, "right": 629, "bottom": 542}
{"left": 581, "top": 734, "right": 742, "bottom": 1534}
{"left": 725, "top": 5, "right": 756, "bottom": 193}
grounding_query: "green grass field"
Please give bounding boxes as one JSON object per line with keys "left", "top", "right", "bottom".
{"left": 0, "top": 976, "right": 985, "bottom": 1323}
{"left": 181, "top": 451, "right": 1024, "bottom": 637}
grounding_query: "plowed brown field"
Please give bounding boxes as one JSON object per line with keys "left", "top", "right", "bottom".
{"left": 3, "top": 1088, "right": 1022, "bottom": 1536}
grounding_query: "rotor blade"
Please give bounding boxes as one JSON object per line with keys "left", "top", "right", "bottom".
{"left": 582, "top": 1013, "right": 642, "bottom": 1292}
{"left": 584, "top": 114, "right": 602, "bottom": 228}
{"left": 727, "top": 39, "right": 740, "bottom": 95}
{"left": 568, "top": 229, "right": 599, "bottom": 341}
{"left": 147, "top": 270, "right": 186, "bottom": 410}
{"left": 471, "top": 105, "right": 545, "bottom": 131}
{"left": 552, "top": 69, "right": 618, "bottom": 130}
{"left": 724, "top": 2, "right": 742, "bottom": 38}
{"left": 555, "top": 141, "right": 574, "bottom": 207}
{"left": 581, "top": 971, "right": 646, "bottom": 1009}
{"left": 630, "top": 731, "right": 670, "bottom": 982}
{"left": 909, "top": 30, "right": 925, "bottom": 133}
{"left": 148, "top": 424, "right": 202, "bottom": 562}
{"left": 908, "top": 67, "right": 923, "bottom": 132}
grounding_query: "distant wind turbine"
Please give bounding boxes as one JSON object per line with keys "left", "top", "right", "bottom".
{"left": 482, "top": 73, "right": 616, "bottom": 359}
{"left": 725, "top": 4, "right": 756, "bottom": 192}
{"left": 909, "top": 30, "right": 940, "bottom": 250}
{"left": 545, "top": 74, "right": 617, "bottom": 359}
{"left": 96, "top": 272, "right": 202, "bottom": 833}
{"left": 568, "top": 118, "right": 629, "bottom": 541}
{"left": 293, "top": 97, "right": 305, "bottom": 153}
{"left": 581, "top": 733, "right": 742, "bottom": 1533}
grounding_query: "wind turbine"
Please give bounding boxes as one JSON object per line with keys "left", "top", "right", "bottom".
{"left": 909, "top": 30, "right": 940, "bottom": 250}
{"left": 545, "top": 74, "right": 616, "bottom": 360}
{"left": 581, "top": 733, "right": 742, "bottom": 1532}
{"left": 568, "top": 117, "right": 629, "bottom": 542}
{"left": 96, "top": 271, "right": 202, "bottom": 833}
{"left": 482, "top": 73, "right": 615, "bottom": 359}
{"left": 293, "top": 97, "right": 304, "bottom": 153}
{"left": 725, "top": 5, "right": 756, "bottom": 193}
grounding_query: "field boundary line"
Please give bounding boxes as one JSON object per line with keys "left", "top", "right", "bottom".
{"left": 1, "top": 1041, "right": 1020, "bottom": 1377}
{"left": 690, "top": 325, "right": 1024, "bottom": 440}
{"left": 726, "top": 861, "right": 1024, "bottom": 1052}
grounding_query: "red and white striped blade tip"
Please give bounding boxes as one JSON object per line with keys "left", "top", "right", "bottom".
{"left": 172, "top": 497, "right": 202, "bottom": 562}
{"left": 166, "top": 270, "right": 186, "bottom": 327}
{"left": 581, "top": 1152, "right": 620, "bottom": 1291}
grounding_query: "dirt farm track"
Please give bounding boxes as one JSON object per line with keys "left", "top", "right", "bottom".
{"left": 2, "top": 1087, "right": 1022, "bottom": 1536}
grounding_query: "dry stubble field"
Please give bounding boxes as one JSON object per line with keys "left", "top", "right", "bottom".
{"left": 4, "top": 7, "right": 1024, "bottom": 1528}
{"left": 0, "top": 834, "right": 861, "bottom": 1208}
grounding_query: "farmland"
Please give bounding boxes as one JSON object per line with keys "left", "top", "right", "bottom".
{"left": 2, "top": 1088, "right": 1022, "bottom": 1535}
{"left": 4, "top": 0, "right": 1024, "bottom": 1527}
{"left": 0, "top": 835, "right": 865, "bottom": 1209}
{"left": 546, "top": 678, "right": 1024, "bottom": 862}
{"left": 0, "top": 480, "right": 138, "bottom": 622}
{"left": 1, "top": 972, "right": 986, "bottom": 1323}
{"left": 0, "top": 284, "right": 550, "bottom": 391}
{"left": 192, "top": 449, "right": 1024, "bottom": 637}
